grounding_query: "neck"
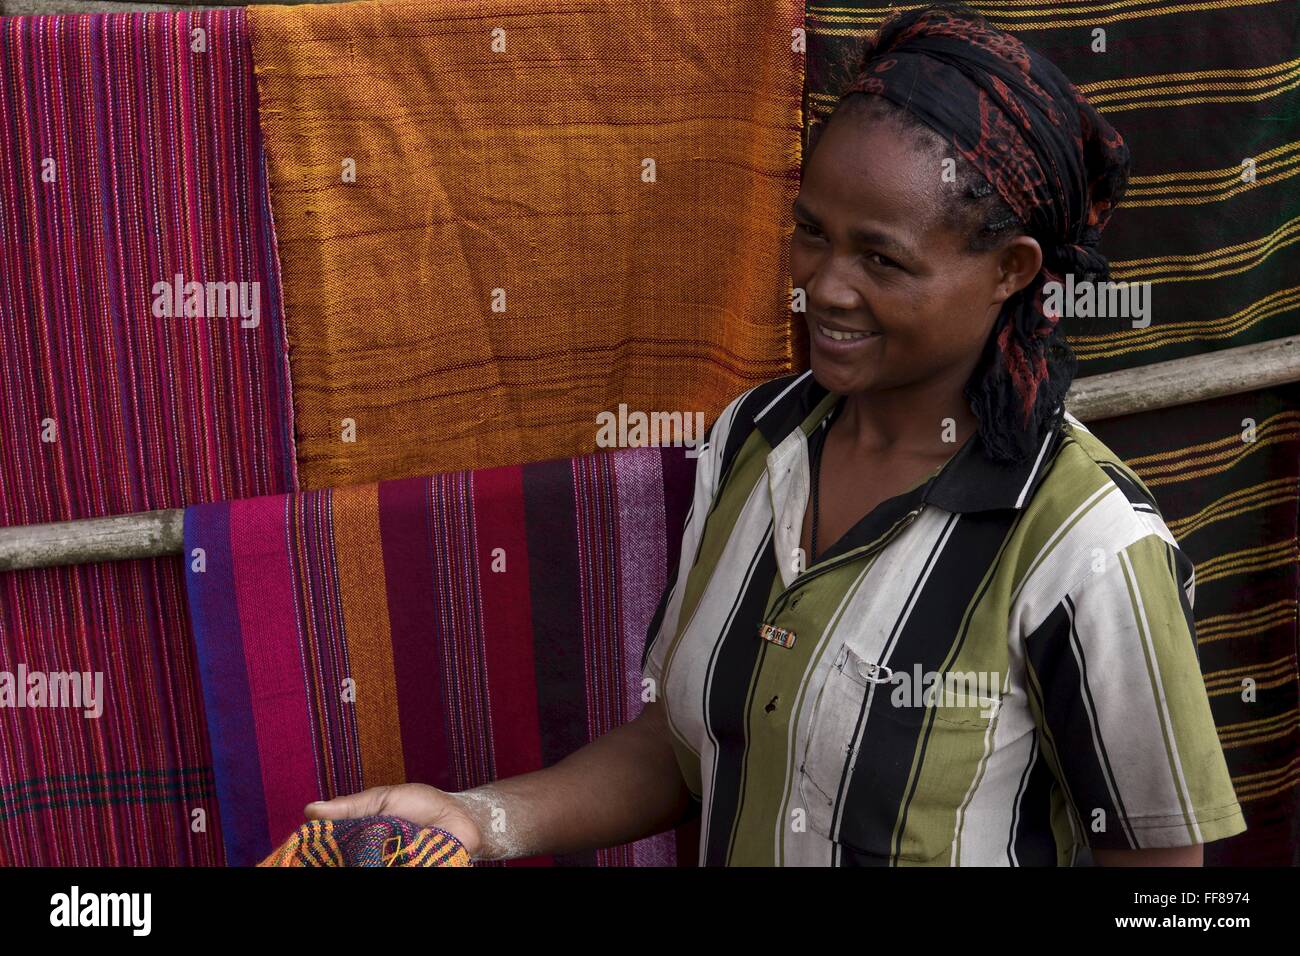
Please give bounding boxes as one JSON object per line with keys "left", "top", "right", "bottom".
{"left": 835, "top": 371, "right": 980, "bottom": 459}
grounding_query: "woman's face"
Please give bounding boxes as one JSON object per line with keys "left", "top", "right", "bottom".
{"left": 790, "top": 110, "right": 1042, "bottom": 400}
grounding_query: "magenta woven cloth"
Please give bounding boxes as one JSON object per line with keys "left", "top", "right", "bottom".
{"left": 184, "top": 446, "right": 698, "bottom": 867}
{"left": 0, "top": 11, "right": 297, "bottom": 864}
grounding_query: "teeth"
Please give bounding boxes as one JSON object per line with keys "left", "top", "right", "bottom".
{"left": 818, "top": 323, "right": 875, "bottom": 342}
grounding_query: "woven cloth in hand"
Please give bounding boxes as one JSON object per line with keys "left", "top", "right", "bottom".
{"left": 259, "top": 816, "right": 471, "bottom": 867}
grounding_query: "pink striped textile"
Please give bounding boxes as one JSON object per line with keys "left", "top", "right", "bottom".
{"left": 0, "top": 10, "right": 297, "bottom": 864}
{"left": 184, "top": 446, "right": 698, "bottom": 867}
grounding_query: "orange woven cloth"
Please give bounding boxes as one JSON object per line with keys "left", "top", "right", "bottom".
{"left": 249, "top": 0, "right": 806, "bottom": 487}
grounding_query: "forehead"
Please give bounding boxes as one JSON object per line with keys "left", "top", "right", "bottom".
{"left": 798, "top": 109, "right": 952, "bottom": 241}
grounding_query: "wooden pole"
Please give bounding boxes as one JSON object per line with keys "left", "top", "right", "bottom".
{"left": 0, "top": 508, "right": 184, "bottom": 572}
{"left": 1, "top": 334, "right": 1299, "bottom": 572}
{"left": 1064, "top": 334, "right": 1300, "bottom": 422}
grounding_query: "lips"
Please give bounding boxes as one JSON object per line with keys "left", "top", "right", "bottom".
{"left": 814, "top": 321, "right": 881, "bottom": 343}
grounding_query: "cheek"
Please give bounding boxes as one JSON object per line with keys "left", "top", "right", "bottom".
{"left": 883, "top": 277, "right": 993, "bottom": 358}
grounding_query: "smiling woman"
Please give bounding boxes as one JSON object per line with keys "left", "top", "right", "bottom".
{"left": 632, "top": 1, "right": 1244, "bottom": 866}
{"left": 794, "top": 14, "right": 1127, "bottom": 468}
{"left": 309, "top": 2, "right": 1245, "bottom": 868}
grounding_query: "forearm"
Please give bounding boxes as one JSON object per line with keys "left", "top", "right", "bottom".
{"left": 451, "top": 702, "right": 690, "bottom": 861}
{"left": 1093, "top": 845, "right": 1204, "bottom": 866}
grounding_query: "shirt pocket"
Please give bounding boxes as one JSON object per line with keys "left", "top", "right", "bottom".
{"left": 797, "top": 644, "right": 886, "bottom": 835}
{"left": 797, "top": 645, "right": 1001, "bottom": 864}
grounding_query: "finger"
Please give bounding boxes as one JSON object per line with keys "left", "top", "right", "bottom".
{"left": 304, "top": 786, "right": 392, "bottom": 821}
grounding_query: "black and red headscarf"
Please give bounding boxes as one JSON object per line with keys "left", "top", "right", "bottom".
{"left": 837, "top": 3, "right": 1130, "bottom": 440}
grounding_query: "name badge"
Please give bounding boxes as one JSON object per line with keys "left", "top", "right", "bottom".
{"left": 758, "top": 623, "right": 796, "bottom": 648}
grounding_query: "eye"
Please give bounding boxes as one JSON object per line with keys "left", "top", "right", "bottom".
{"left": 795, "top": 221, "right": 825, "bottom": 240}
{"left": 866, "top": 252, "right": 901, "bottom": 270}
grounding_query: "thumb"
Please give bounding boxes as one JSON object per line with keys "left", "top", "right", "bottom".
{"left": 304, "top": 786, "right": 393, "bottom": 821}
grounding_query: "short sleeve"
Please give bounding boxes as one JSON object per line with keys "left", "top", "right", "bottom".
{"left": 640, "top": 390, "right": 749, "bottom": 700}
{"left": 1022, "top": 531, "right": 1246, "bottom": 850}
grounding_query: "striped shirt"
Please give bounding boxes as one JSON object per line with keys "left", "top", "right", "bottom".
{"left": 642, "top": 370, "right": 1246, "bottom": 866}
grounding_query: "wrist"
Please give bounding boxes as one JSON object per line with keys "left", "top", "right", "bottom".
{"left": 448, "top": 788, "right": 502, "bottom": 860}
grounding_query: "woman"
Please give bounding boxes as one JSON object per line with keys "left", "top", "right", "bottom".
{"left": 308, "top": 3, "right": 1245, "bottom": 866}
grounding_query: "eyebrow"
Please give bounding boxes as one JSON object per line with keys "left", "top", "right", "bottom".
{"left": 792, "top": 199, "right": 919, "bottom": 262}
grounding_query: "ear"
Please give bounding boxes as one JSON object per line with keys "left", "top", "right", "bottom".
{"left": 991, "top": 235, "right": 1043, "bottom": 306}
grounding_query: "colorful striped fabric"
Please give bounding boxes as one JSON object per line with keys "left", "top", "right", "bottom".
{"left": 1089, "top": 385, "right": 1300, "bottom": 866}
{"left": 183, "top": 446, "right": 696, "bottom": 867}
{"left": 804, "top": 0, "right": 1300, "bottom": 867}
{"left": 0, "top": 11, "right": 297, "bottom": 864}
{"left": 259, "top": 817, "right": 472, "bottom": 868}
{"left": 248, "top": 0, "right": 806, "bottom": 489}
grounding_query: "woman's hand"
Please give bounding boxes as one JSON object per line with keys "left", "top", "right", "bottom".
{"left": 304, "top": 784, "right": 483, "bottom": 858}
{"left": 299, "top": 701, "right": 688, "bottom": 862}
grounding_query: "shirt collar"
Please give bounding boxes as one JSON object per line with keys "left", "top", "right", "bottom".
{"left": 751, "top": 371, "right": 1064, "bottom": 514}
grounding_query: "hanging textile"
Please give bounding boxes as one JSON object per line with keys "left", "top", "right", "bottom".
{"left": 248, "top": 0, "right": 806, "bottom": 488}
{"left": 0, "top": 10, "right": 298, "bottom": 864}
{"left": 183, "top": 446, "right": 696, "bottom": 867}
{"left": 1088, "top": 386, "right": 1300, "bottom": 866}
{"left": 805, "top": 0, "right": 1300, "bottom": 864}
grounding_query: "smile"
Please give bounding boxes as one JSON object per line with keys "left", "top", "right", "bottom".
{"left": 816, "top": 323, "right": 880, "bottom": 342}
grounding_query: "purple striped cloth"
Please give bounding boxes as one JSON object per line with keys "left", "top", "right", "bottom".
{"left": 0, "top": 11, "right": 296, "bottom": 864}
{"left": 183, "top": 446, "right": 698, "bottom": 867}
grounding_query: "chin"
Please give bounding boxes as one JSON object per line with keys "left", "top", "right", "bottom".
{"left": 809, "top": 352, "right": 872, "bottom": 396}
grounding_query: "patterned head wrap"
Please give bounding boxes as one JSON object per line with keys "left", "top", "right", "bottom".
{"left": 838, "top": 3, "right": 1130, "bottom": 432}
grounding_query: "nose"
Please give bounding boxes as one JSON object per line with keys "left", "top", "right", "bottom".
{"left": 800, "top": 252, "right": 862, "bottom": 314}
